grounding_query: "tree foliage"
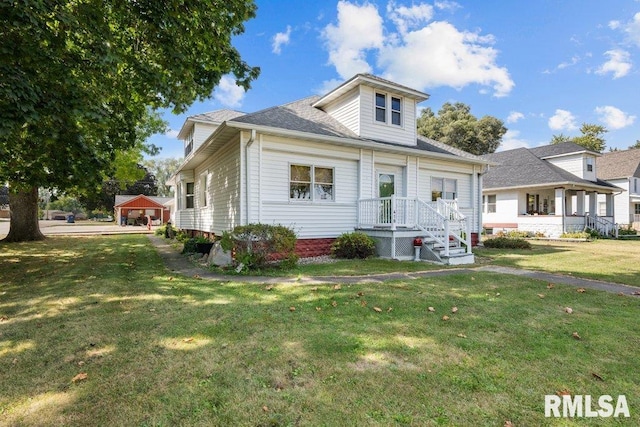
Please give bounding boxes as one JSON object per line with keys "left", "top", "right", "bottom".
{"left": 143, "top": 157, "right": 182, "bottom": 197}
{"left": 629, "top": 140, "right": 640, "bottom": 150}
{"left": 551, "top": 123, "right": 608, "bottom": 152}
{"left": 417, "top": 102, "right": 507, "bottom": 155}
{"left": 0, "top": 0, "right": 259, "bottom": 241}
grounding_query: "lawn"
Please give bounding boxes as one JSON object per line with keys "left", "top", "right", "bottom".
{"left": 1, "top": 235, "right": 638, "bottom": 426}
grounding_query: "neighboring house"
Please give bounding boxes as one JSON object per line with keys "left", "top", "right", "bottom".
{"left": 482, "top": 142, "right": 620, "bottom": 237}
{"left": 168, "top": 74, "right": 491, "bottom": 264}
{"left": 114, "top": 195, "right": 172, "bottom": 226}
{"left": 596, "top": 148, "right": 640, "bottom": 230}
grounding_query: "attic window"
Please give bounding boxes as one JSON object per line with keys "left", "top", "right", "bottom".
{"left": 375, "top": 93, "right": 386, "bottom": 123}
{"left": 391, "top": 97, "right": 401, "bottom": 126}
{"left": 586, "top": 157, "right": 593, "bottom": 172}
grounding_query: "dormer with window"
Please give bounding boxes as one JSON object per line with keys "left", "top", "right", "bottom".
{"left": 532, "top": 143, "right": 600, "bottom": 182}
{"left": 177, "top": 110, "right": 245, "bottom": 159}
{"left": 313, "top": 74, "right": 429, "bottom": 146}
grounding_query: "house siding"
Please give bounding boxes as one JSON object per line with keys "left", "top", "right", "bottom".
{"left": 323, "top": 87, "right": 360, "bottom": 135}
{"left": 546, "top": 153, "right": 595, "bottom": 181}
{"left": 358, "top": 86, "right": 417, "bottom": 146}
{"left": 192, "top": 122, "right": 219, "bottom": 153}
{"left": 598, "top": 178, "right": 629, "bottom": 224}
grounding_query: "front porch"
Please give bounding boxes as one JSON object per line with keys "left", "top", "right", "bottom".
{"left": 356, "top": 196, "right": 474, "bottom": 265}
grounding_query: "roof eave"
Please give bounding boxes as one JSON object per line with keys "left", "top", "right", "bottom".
{"left": 483, "top": 181, "right": 621, "bottom": 193}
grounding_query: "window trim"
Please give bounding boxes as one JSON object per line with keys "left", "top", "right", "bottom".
{"left": 391, "top": 96, "right": 402, "bottom": 126}
{"left": 586, "top": 157, "right": 594, "bottom": 172}
{"left": 289, "top": 163, "right": 335, "bottom": 203}
{"left": 484, "top": 194, "right": 496, "bottom": 213}
{"left": 185, "top": 182, "right": 195, "bottom": 209}
{"left": 374, "top": 92, "right": 403, "bottom": 127}
{"left": 199, "top": 173, "right": 208, "bottom": 208}
{"left": 431, "top": 177, "right": 457, "bottom": 201}
{"left": 375, "top": 93, "right": 386, "bottom": 123}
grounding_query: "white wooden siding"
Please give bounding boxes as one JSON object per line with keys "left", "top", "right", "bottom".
{"left": 192, "top": 123, "right": 219, "bottom": 152}
{"left": 483, "top": 190, "right": 520, "bottom": 225}
{"left": 323, "top": 87, "right": 360, "bottom": 135}
{"left": 546, "top": 153, "right": 591, "bottom": 180}
{"left": 358, "top": 86, "right": 417, "bottom": 146}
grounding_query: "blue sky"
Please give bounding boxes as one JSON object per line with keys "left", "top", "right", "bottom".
{"left": 149, "top": 0, "right": 640, "bottom": 159}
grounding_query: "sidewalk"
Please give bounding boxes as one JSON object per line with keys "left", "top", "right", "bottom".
{"left": 147, "top": 235, "right": 640, "bottom": 296}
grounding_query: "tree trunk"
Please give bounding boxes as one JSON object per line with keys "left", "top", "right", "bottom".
{"left": 3, "top": 187, "right": 45, "bottom": 242}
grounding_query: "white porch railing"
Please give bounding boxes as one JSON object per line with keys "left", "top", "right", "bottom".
{"left": 358, "top": 196, "right": 471, "bottom": 257}
{"left": 631, "top": 214, "right": 640, "bottom": 223}
{"left": 586, "top": 215, "right": 618, "bottom": 238}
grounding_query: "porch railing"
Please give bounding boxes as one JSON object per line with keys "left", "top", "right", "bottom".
{"left": 586, "top": 215, "right": 618, "bottom": 238}
{"left": 631, "top": 214, "right": 640, "bottom": 223}
{"left": 358, "top": 196, "right": 471, "bottom": 256}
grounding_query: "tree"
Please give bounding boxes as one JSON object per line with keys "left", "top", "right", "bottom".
{"left": 629, "top": 140, "right": 640, "bottom": 150}
{"left": 143, "top": 158, "right": 182, "bottom": 197}
{"left": 0, "top": 1, "right": 259, "bottom": 242}
{"left": 417, "top": 102, "right": 507, "bottom": 155}
{"left": 551, "top": 123, "right": 608, "bottom": 152}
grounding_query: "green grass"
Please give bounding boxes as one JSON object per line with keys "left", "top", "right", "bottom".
{"left": 475, "top": 239, "right": 640, "bottom": 287}
{"left": 1, "top": 235, "right": 639, "bottom": 426}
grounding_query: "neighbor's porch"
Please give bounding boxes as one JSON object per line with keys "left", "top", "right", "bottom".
{"left": 356, "top": 196, "right": 474, "bottom": 265}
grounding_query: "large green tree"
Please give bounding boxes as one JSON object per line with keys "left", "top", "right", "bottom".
{"left": 551, "top": 123, "right": 608, "bottom": 152}
{"left": 0, "top": 0, "right": 259, "bottom": 242}
{"left": 143, "top": 157, "right": 182, "bottom": 197}
{"left": 417, "top": 102, "right": 507, "bottom": 155}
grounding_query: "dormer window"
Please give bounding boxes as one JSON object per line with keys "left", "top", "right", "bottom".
{"left": 375, "top": 92, "right": 402, "bottom": 126}
{"left": 185, "top": 129, "right": 194, "bottom": 157}
{"left": 586, "top": 157, "right": 594, "bottom": 172}
{"left": 375, "top": 93, "right": 386, "bottom": 123}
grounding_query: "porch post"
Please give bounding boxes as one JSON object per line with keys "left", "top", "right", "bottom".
{"left": 576, "top": 191, "right": 586, "bottom": 216}
{"left": 390, "top": 194, "right": 397, "bottom": 231}
{"left": 605, "top": 193, "right": 614, "bottom": 217}
{"left": 555, "top": 188, "right": 565, "bottom": 233}
{"left": 588, "top": 191, "right": 597, "bottom": 217}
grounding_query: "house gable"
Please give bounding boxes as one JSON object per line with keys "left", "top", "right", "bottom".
{"left": 114, "top": 195, "right": 171, "bottom": 209}
{"left": 177, "top": 109, "right": 245, "bottom": 157}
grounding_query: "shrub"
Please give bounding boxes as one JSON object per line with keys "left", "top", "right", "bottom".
{"left": 331, "top": 232, "right": 376, "bottom": 259}
{"left": 181, "top": 237, "right": 198, "bottom": 254}
{"left": 560, "top": 231, "right": 590, "bottom": 239}
{"left": 483, "top": 237, "right": 531, "bottom": 249}
{"left": 220, "top": 223, "right": 298, "bottom": 271}
{"left": 618, "top": 225, "right": 638, "bottom": 236}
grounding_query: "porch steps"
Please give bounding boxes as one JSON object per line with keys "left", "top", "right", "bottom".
{"left": 422, "top": 238, "right": 475, "bottom": 265}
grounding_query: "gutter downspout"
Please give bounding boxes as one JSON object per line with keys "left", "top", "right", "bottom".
{"left": 245, "top": 129, "right": 257, "bottom": 225}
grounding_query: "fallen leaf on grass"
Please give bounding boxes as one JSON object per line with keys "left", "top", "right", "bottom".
{"left": 360, "top": 300, "right": 367, "bottom": 307}
{"left": 183, "top": 337, "right": 194, "bottom": 343}
{"left": 373, "top": 307, "right": 383, "bottom": 313}
{"left": 618, "top": 292, "right": 625, "bottom": 296}
{"left": 311, "top": 287, "right": 318, "bottom": 291}
{"left": 572, "top": 332, "right": 581, "bottom": 340}
{"left": 592, "top": 372, "right": 604, "bottom": 381}
{"left": 0, "top": 316, "right": 8, "bottom": 322}
{"left": 265, "top": 285, "right": 274, "bottom": 291}
{"left": 357, "top": 291, "right": 364, "bottom": 297}
{"left": 577, "top": 288, "right": 586, "bottom": 293}
{"left": 289, "top": 306, "right": 296, "bottom": 312}
{"left": 315, "top": 307, "right": 321, "bottom": 311}
{"left": 262, "top": 405, "right": 269, "bottom": 412}
{"left": 333, "top": 284, "right": 342, "bottom": 290}
{"left": 168, "top": 277, "right": 174, "bottom": 281}
{"left": 428, "top": 307, "right": 435, "bottom": 312}
{"left": 457, "top": 333, "right": 467, "bottom": 338}
{"left": 442, "top": 315, "right": 450, "bottom": 321}
{"left": 564, "top": 307, "right": 573, "bottom": 314}
{"left": 556, "top": 389, "right": 571, "bottom": 396}
{"left": 547, "top": 283, "right": 555, "bottom": 289}
{"left": 72, "top": 373, "right": 88, "bottom": 383}
{"left": 504, "top": 421, "right": 514, "bottom": 427}
{"left": 331, "top": 301, "right": 338, "bottom": 307}
{"left": 451, "top": 306, "right": 458, "bottom": 313}
{"left": 537, "top": 294, "right": 545, "bottom": 298}
{"left": 193, "top": 274, "right": 201, "bottom": 279}
{"left": 632, "top": 291, "right": 640, "bottom": 295}
{"left": 387, "top": 307, "right": 393, "bottom": 312}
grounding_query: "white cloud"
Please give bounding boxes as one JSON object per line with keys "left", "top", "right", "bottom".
{"left": 434, "top": 1, "right": 461, "bottom": 12}
{"left": 621, "top": 12, "right": 640, "bottom": 47}
{"left": 387, "top": 2, "right": 434, "bottom": 35}
{"left": 321, "top": 1, "right": 384, "bottom": 78}
{"left": 213, "top": 75, "right": 246, "bottom": 108}
{"left": 548, "top": 109, "right": 578, "bottom": 131}
{"left": 315, "top": 78, "right": 344, "bottom": 95}
{"left": 596, "top": 49, "right": 632, "bottom": 78}
{"left": 498, "top": 129, "right": 530, "bottom": 151}
{"left": 165, "top": 128, "right": 179, "bottom": 139}
{"left": 594, "top": 106, "right": 636, "bottom": 130}
{"left": 320, "top": 1, "right": 514, "bottom": 97}
{"left": 272, "top": 25, "right": 292, "bottom": 55}
{"left": 506, "top": 111, "right": 524, "bottom": 124}
{"left": 608, "top": 20, "right": 621, "bottom": 30}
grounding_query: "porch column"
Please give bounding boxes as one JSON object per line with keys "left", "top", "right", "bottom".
{"left": 588, "top": 191, "right": 597, "bottom": 217}
{"left": 565, "top": 191, "right": 573, "bottom": 215}
{"left": 605, "top": 193, "right": 614, "bottom": 217}
{"left": 576, "top": 191, "right": 586, "bottom": 216}
{"left": 554, "top": 188, "right": 564, "bottom": 216}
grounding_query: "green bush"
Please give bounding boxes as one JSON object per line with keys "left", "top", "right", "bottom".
{"left": 483, "top": 237, "right": 531, "bottom": 249}
{"left": 220, "top": 223, "right": 298, "bottom": 271}
{"left": 181, "top": 237, "right": 198, "bottom": 254}
{"left": 560, "top": 231, "right": 591, "bottom": 239}
{"left": 618, "top": 225, "right": 638, "bottom": 236}
{"left": 331, "top": 232, "right": 376, "bottom": 259}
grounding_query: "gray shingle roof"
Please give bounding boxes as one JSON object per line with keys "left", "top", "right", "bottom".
{"left": 190, "top": 109, "right": 245, "bottom": 123}
{"left": 596, "top": 148, "right": 640, "bottom": 180}
{"left": 483, "top": 147, "right": 618, "bottom": 190}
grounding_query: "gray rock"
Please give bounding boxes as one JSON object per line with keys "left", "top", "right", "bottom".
{"left": 207, "top": 242, "right": 232, "bottom": 267}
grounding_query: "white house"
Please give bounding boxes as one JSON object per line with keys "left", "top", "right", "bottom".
{"left": 168, "top": 74, "right": 490, "bottom": 264}
{"left": 596, "top": 148, "right": 640, "bottom": 230}
{"left": 482, "top": 142, "right": 620, "bottom": 237}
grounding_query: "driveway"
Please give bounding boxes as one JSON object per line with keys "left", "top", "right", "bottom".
{"left": 0, "top": 219, "right": 154, "bottom": 239}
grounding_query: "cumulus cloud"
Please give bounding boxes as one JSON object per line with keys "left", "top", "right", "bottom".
{"left": 320, "top": 1, "right": 514, "bottom": 97}
{"left": 498, "top": 129, "right": 530, "bottom": 151}
{"left": 272, "top": 25, "right": 292, "bottom": 55}
{"left": 321, "top": 1, "right": 384, "bottom": 78}
{"left": 506, "top": 111, "right": 524, "bottom": 124}
{"left": 213, "top": 75, "right": 246, "bottom": 108}
{"left": 618, "top": 12, "right": 640, "bottom": 47}
{"left": 548, "top": 109, "right": 578, "bottom": 131}
{"left": 595, "top": 106, "right": 636, "bottom": 130}
{"left": 596, "top": 49, "right": 632, "bottom": 78}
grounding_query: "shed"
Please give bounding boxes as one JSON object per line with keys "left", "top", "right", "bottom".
{"left": 114, "top": 195, "right": 172, "bottom": 226}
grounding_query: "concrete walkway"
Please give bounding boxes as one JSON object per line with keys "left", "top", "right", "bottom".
{"left": 0, "top": 219, "right": 153, "bottom": 239}
{"left": 147, "top": 235, "right": 640, "bottom": 296}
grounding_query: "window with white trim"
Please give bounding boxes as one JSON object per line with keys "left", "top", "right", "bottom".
{"left": 290, "top": 164, "right": 334, "bottom": 201}
{"left": 391, "top": 96, "right": 401, "bottom": 126}
{"left": 185, "top": 129, "right": 194, "bottom": 157}
{"left": 185, "top": 182, "right": 194, "bottom": 209}
{"left": 431, "top": 177, "right": 457, "bottom": 201}
{"left": 483, "top": 194, "right": 496, "bottom": 213}
{"left": 586, "top": 157, "right": 594, "bottom": 172}
{"left": 375, "top": 93, "right": 386, "bottom": 123}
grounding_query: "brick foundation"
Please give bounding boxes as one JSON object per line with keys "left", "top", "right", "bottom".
{"left": 295, "top": 238, "right": 336, "bottom": 258}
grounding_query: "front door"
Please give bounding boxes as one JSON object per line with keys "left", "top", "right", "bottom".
{"left": 378, "top": 173, "right": 395, "bottom": 198}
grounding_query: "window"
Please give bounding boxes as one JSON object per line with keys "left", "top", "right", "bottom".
{"left": 484, "top": 194, "right": 496, "bottom": 213}
{"left": 635, "top": 204, "right": 640, "bottom": 215}
{"left": 200, "top": 174, "right": 208, "bottom": 207}
{"left": 526, "top": 193, "right": 539, "bottom": 214}
{"left": 586, "top": 157, "right": 594, "bottom": 172}
{"left": 290, "top": 164, "right": 334, "bottom": 201}
{"left": 598, "top": 202, "right": 607, "bottom": 216}
{"left": 634, "top": 178, "right": 638, "bottom": 194}
{"left": 375, "top": 93, "right": 386, "bottom": 123}
{"left": 431, "top": 177, "right": 457, "bottom": 201}
{"left": 185, "top": 129, "right": 194, "bottom": 157}
{"left": 186, "top": 182, "right": 194, "bottom": 209}
{"left": 391, "top": 97, "right": 401, "bottom": 126}
{"left": 177, "top": 183, "right": 183, "bottom": 209}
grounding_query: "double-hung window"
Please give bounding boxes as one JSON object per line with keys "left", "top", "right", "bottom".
{"left": 431, "top": 177, "right": 457, "bottom": 201}
{"left": 375, "top": 93, "right": 386, "bottom": 123}
{"left": 199, "top": 174, "right": 208, "bottom": 207}
{"left": 484, "top": 195, "right": 497, "bottom": 213}
{"left": 375, "top": 93, "right": 402, "bottom": 126}
{"left": 391, "top": 97, "right": 401, "bottom": 125}
{"left": 290, "top": 165, "right": 334, "bottom": 201}
{"left": 185, "top": 182, "right": 194, "bottom": 209}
